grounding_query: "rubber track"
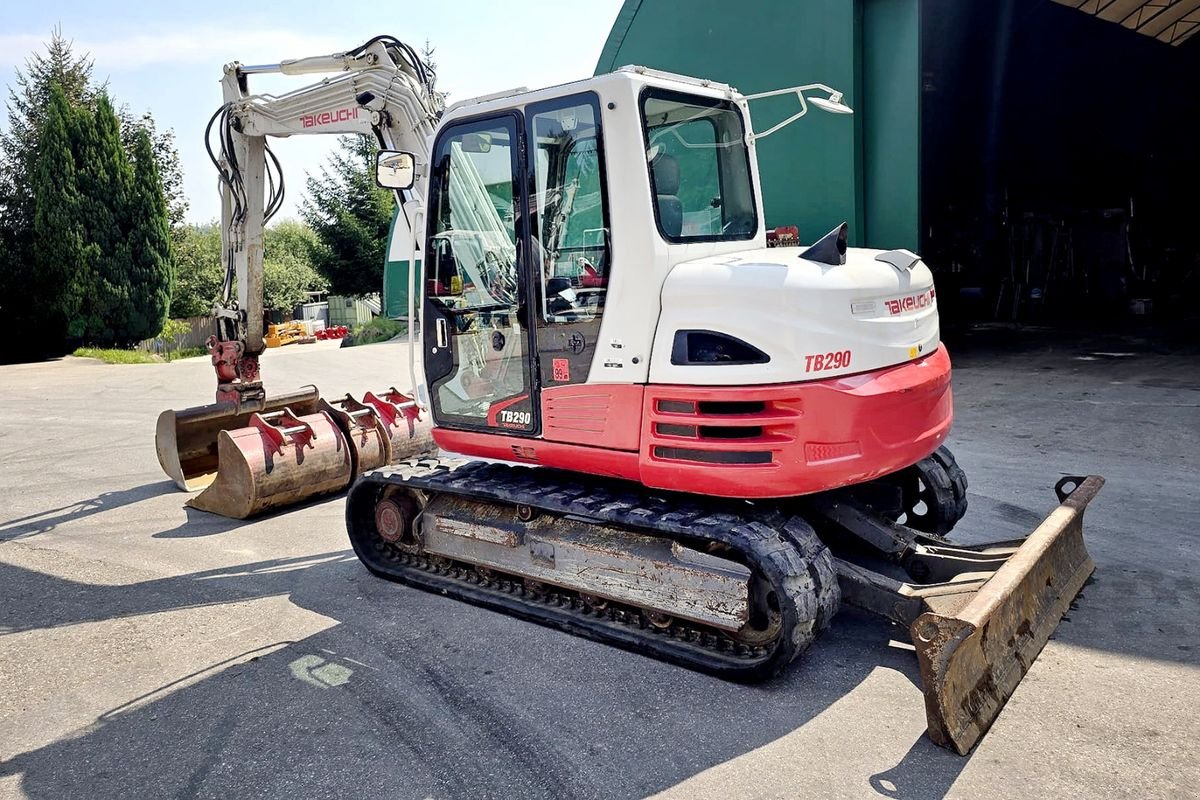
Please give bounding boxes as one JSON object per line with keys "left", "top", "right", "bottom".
{"left": 931, "top": 445, "right": 969, "bottom": 522}
{"left": 346, "top": 457, "right": 840, "bottom": 681}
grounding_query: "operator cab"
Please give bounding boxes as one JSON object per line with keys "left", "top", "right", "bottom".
{"left": 377, "top": 69, "right": 769, "bottom": 439}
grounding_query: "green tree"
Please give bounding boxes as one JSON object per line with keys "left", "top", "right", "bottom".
{"left": 118, "top": 108, "right": 188, "bottom": 239}
{"left": 159, "top": 318, "right": 191, "bottom": 353}
{"left": 171, "top": 223, "right": 223, "bottom": 318}
{"left": 30, "top": 84, "right": 92, "bottom": 350}
{"left": 125, "top": 127, "right": 174, "bottom": 341}
{"left": 0, "top": 29, "right": 185, "bottom": 358}
{"left": 0, "top": 29, "right": 96, "bottom": 360}
{"left": 264, "top": 220, "right": 328, "bottom": 312}
{"left": 0, "top": 28, "right": 97, "bottom": 232}
{"left": 71, "top": 93, "right": 136, "bottom": 343}
{"left": 171, "top": 220, "right": 327, "bottom": 319}
{"left": 302, "top": 135, "right": 395, "bottom": 296}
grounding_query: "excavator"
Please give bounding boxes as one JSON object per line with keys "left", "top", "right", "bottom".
{"left": 154, "top": 36, "right": 1103, "bottom": 755}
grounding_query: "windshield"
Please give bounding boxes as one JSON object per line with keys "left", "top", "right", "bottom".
{"left": 641, "top": 89, "right": 757, "bottom": 242}
{"left": 428, "top": 123, "right": 520, "bottom": 310}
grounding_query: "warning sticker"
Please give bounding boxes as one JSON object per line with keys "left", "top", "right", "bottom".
{"left": 552, "top": 358, "right": 570, "bottom": 382}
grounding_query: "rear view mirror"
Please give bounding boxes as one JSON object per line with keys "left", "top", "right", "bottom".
{"left": 460, "top": 132, "right": 492, "bottom": 153}
{"left": 376, "top": 150, "right": 415, "bottom": 190}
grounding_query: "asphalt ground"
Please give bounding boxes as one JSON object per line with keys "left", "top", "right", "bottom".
{"left": 0, "top": 335, "right": 1197, "bottom": 799}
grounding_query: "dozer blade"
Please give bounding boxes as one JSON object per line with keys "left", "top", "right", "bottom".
{"left": 320, "top": 395, "right": 391, "bottom": 475}
{"left": 187, "top": 407, "right": 354, "bottom": 519}
{"left": 911, "top": 476, "right": 1103, "bottom": 754}
{"left": 155, "top": 386, "right": 321, "bottom": 491}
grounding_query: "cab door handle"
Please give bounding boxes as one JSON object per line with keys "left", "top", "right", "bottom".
{"left": 435, "top": 318, "right": 448, "bottom": 349}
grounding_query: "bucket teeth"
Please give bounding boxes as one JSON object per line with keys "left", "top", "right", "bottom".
{"left": 320, "top": 395, "right": 391, "bottom": 475}
{"left": 160, "top": 384, "right": 436, "bottom": 520}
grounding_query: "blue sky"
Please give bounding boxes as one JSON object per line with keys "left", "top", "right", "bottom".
{"left": 0, "top": 0, "right": 624, "bottom": 223}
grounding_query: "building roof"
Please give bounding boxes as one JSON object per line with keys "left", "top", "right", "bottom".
{"left": 1052, "top": 0, "right": 1200, "bottom": 45}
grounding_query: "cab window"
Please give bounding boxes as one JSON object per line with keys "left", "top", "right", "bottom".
{"left": 641, "top": 89, "right": 757, "bottom": 242}
{"left": 527, "top": 93, "right": 610, "bottom": 323}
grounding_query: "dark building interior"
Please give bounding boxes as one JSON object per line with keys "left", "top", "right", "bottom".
{"left": 921, "top": 0, "right": 1200, "bottom": 334}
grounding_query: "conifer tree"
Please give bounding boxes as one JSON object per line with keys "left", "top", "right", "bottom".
{"left": 31, "top": 84, "right": 93, "bottom": 349}
{"left": 125, "top": 127, "right": 173, "bottom": 341}
{"left": 118, "top": 108, "right": 188, "bottom": 239}
{"left": 71, "top": 93, "right": 136, "bottom": 343}
{"left": 0, "top": 29, "right": 96, "bottom": 359}
{"left": 302, "top": 135, "right": 395, "bottom": 296}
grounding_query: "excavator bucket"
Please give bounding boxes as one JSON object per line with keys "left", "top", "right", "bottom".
{"left": 155, "top": 386, "right": 322, "bottom": 491}
{"left": 320, "top": 395, "right": 391, "bottom": 475}
{"left": 362, "top": 387, "right": 435, "bottom": 463}
{"left": 187, "top": 407, "right": 354, "bottom": 519}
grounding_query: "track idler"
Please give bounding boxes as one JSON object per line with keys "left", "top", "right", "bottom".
{"left": 187, "top": 407, "right": 354, "bottom": 519}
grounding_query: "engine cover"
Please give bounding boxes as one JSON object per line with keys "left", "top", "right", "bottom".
{"left": 649, "top": 246, "right": 940, "bottom": 385}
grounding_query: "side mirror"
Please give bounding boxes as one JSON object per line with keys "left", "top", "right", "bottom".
{"left": 376, "top": 150, "right": 415, "bottom": 190}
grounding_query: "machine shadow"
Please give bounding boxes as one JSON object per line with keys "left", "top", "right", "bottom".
{"left": 0, "top": 555, "right": 971, "bottom": 799}
{"left": 0, "top": 553, "right": 358, "bottom": 635}
{"left": 149, "top": 493, "right": 348, "bottom": 539}
{"left": 0, "top": 481, "right": 177, "bottom": 541}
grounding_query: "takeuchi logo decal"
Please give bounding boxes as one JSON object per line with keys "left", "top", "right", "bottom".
{"left": 883, "top": 288, "right": 935, "bottom": 316}
{"left": 300, "top": 107, "right": 360, "bottom": 128}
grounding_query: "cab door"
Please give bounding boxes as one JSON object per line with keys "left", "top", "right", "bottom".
{"left": 422, "top": 113, "right": 539, "bottom": 435}
{"left": 525, "top": 92, "right": 613, "bottom": 389}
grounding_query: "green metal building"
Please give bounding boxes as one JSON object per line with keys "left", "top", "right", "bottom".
{"left": 597, "top": 0, "right": 921, "bottom": 252}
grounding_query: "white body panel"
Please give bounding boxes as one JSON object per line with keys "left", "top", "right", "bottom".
{"left": 649, "top": 247, "right": 939, "bottom": 385}
{"left": 438, "top": 69, "right": 772, "bottom": 387}
{"left": 424, "top": 66, "right": 939, "bottom": 392}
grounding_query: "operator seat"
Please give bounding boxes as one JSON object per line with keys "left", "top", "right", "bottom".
{"left": 652, "top": 153, "right": 683, "bottom": 237}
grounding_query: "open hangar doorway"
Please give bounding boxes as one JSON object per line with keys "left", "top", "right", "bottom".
{"left": 921, "top": 0, "right": 1200, "bottom": 339}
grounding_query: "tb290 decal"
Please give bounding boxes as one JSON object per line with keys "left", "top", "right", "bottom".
{"left": 487, "top": 394, "right": 532, "bottom": 429}
{"left": 805, "top": 350, "right": 852, "bottom": 373}
{"left": 498, "top": 409, "right": 532, "bottom": 427}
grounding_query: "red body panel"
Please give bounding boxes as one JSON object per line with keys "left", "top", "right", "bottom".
{"left": 541, "top": 384, "right": 644, "bottom": 451}
{"left": 434, "top": 428, "right": 642, "bottom": 481}
{"left": 433, "top": 347, "right": 953, "bottom": 499}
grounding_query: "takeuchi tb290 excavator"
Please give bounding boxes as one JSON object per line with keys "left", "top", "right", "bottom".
{"left": 154, "top": 36, "right": 1104, "bottom": 754}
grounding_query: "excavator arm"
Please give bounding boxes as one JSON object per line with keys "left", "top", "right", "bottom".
{"left": 207, "top": 35, "right": 440, "bottom": 406}
{"left": 156, "top": 36, "right": 439, "bottom": 508}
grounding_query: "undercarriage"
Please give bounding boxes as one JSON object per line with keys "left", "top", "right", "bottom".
{"left": 347, "top": 456, "right": 841, "bottom": 679}
{"left": 345, "top": 447, "right": 1102, "bottom": 753}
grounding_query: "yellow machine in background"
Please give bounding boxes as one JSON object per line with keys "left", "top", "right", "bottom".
{"left": 264, "top": 321, "right": 316, "bottom": 348}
